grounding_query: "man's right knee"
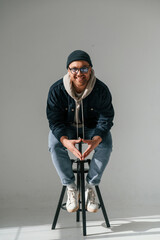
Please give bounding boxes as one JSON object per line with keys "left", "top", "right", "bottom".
{"left": 48, "top": 132, "right": 63, "bottom": 153}
{"left": 49, "top": 142, "right": 62, "bottom": 153}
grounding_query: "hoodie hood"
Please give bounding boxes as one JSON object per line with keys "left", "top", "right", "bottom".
{"left": 63, "top": 69, "right": 96, "bottom": 102}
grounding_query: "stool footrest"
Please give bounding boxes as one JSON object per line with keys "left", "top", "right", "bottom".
{"left": 61, "top": 202, "right": 101, "bottom": 211}
{"left": 73, "top": 168, "right": 89, "bottom": 173}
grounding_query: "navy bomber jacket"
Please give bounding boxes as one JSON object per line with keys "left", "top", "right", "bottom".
{"left": 46, "top": 78, "right": 114, "bottom": 142}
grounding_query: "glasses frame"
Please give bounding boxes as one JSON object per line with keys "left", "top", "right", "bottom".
{"left": 68, "top": 66, "right": 90, "bottom": 74}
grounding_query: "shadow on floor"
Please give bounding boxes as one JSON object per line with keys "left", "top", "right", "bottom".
{"left": 85, "top": 216, "right": 160, "bottom": 239}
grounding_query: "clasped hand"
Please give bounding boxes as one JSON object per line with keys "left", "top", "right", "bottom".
{"left": 60, "top": 136, "right": 102, "bottom": 160}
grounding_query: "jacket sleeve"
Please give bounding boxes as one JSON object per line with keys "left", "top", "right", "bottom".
{"left": 46, "top": 86, "right": 67, "bottom": 142}
{"left": 92, "top": 86, "right": 114, "bottom": 140}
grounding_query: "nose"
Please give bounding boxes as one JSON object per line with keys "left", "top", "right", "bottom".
{"left": 77, "top": 69, "right": 83, "bottom": 75}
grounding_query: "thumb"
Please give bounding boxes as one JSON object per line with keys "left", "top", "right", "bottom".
{"left": 82, "top": 139, "right": 89, "bottom": 143}
{"left": 75, "top": 138, "right": 82, "bottom": 143}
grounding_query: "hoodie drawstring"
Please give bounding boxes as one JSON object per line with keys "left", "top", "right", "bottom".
{"left": 75, "top": 99, "right": 85, "bottom": 140}
{"left": 81, "top": 100, "right": 85, "bottom": 139}
{"left": 76, "top": 101, "right": 79, "bottom": 139}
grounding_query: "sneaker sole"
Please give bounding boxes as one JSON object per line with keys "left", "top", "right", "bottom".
{"left": 67, "top": 204, "right": 79, "bottom": 213}
{"left": 87, "top": 207, "right": 98, "bottom": 213}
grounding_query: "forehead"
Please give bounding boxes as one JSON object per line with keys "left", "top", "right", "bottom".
{"left": 69, "top": 60, "right": 90, "bottom": 68}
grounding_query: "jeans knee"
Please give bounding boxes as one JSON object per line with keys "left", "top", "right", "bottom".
{"left": 99, "top": 131, "right": 113, "bottom": 152}
{"left": 48, "top": 131, "right": 62, "bottom": 153}
{"left": 107, "top": 143, "right": 113, "bottom": 154}
{"left": 49, "top": 141, "right": 62, "bottom": 153}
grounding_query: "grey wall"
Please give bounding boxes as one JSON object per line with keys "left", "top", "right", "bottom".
{"left": 1, "top": 0, "right": 160, "bottom": 216}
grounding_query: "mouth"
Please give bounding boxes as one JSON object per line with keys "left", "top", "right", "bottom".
{"left": 76, "top": 76, "right": 85, "bottom": 81}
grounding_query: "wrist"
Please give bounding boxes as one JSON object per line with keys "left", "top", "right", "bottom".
{"left": 92, "top": 136, "right": 102, "bottom": 143}
{"left": 60, "top": 136, "right": 68, "bottom": 144}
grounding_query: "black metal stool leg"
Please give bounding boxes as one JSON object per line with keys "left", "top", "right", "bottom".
{"left": 78, "top": 142, "right": 87, "bottom": 236}
{"left": 95, "top": 185, "right": 110, "bottom": 228}
{"left": 80, "top": 161, "right": 87, "bottom": 236}
{"left": 52, "top": 186, "right": 66, "bottom": 229}
{"left": 76, "top": 161, "right": 80, "bottom": 222}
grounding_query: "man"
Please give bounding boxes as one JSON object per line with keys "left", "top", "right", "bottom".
{"left": 47, "top": 50, "right": 114, "bottom": 213}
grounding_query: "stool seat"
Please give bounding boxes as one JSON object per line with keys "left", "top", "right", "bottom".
{"left": 71, "top": 158, "right": 91, "bottom": 163}
{"left": 51, "top": 143, "right": 110, "bottom": 236}
{"left": 71, "top": 158, "right": 90, "bottom": 173}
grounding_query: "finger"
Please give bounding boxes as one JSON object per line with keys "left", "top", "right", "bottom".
{"left": 82, "top": 147, "right": 92, "bottom": 159}
{"left": 74, "top": 138, "right": 82, "bottom": 143}
{"left": 82, "top": 151, "right": 90, "bottom": 159}
{"left": 74, "top": 152, "right": 82, "bottom": 160}
{"left": 73, "top": 151, "right": 82, "bottom": 160}
{"left": 72, "top": 147, "right": 82, "bottom": 159}
{"left": 82, "top": 139, "right": 90, "bottom": 143}
{"left": 82, "top": 153, "right": 89, "bottom": 160}
{"left": 73, "top": 147, "right": 82, "bottom": 156}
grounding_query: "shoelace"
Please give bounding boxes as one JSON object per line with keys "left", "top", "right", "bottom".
{"left": 88, "top": 189, "right": 96, "bottom": 204}
{"left": 68, "top": 190, "right": 77, "bottom": 204}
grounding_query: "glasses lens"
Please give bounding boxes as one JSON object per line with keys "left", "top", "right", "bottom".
{"left": 80, "top": 67, "right": 89, "bottom": 73}
{"left": 70, "top": 67, "right": 89, "bottom": 74}
{"left": 71, "top": 68, "right": 78, "bottom": 74}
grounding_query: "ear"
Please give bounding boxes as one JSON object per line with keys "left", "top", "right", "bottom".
{"left": 89, "top": 66, "right": 92, "bottom": 75}
{"left": 68, "top": 67, "right": 71, "bottom": 74}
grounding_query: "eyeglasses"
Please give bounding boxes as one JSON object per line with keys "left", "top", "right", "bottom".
{"left": 69, "top": 66, "right": 90, "bottom": 74}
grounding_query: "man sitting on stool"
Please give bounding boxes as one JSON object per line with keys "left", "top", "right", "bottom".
{"left": 47, "top": 50, "right": 114, "bottom": 213}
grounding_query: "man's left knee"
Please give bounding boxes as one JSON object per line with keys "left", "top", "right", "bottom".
{"left": 99, "top": 132, "right": 112, "bottom": 150}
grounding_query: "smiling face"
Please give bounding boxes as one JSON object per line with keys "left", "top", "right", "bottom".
{"left": 68, "top": 60, "right": 92, "bottom": 93}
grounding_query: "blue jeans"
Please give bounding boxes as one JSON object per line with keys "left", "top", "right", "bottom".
{"left": 48, "top": 126, "right": 112, "bottom": 186}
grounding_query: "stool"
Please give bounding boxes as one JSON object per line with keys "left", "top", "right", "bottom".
{"left": 51, "top": 142, "right": 110, "bottom": 236}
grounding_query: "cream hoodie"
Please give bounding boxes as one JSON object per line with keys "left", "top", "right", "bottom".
{"left": 63, "top": 69, "right": 96, "bottom": 139}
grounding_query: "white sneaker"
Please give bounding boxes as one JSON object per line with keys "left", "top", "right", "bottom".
{"left": 66, "top": 189, "right": 79, "bottom": 213}
{"left": 85, "top": 188, "right": 99, "bottom": 213}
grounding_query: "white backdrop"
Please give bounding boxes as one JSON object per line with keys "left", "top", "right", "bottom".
{"left": 0, "top": 0, "right": 160, "bottom": 217}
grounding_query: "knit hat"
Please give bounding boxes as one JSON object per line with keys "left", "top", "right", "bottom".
{"left": 66, "top": 50, "right": 93, "bottom": 69}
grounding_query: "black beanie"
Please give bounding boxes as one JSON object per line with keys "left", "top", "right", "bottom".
{"left": 66, "top": 50, "right": 93, "bottom": 69}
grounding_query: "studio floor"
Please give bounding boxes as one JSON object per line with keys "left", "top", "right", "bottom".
{"left": 1, "top": 206, "right": 160, "bottom": 240}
